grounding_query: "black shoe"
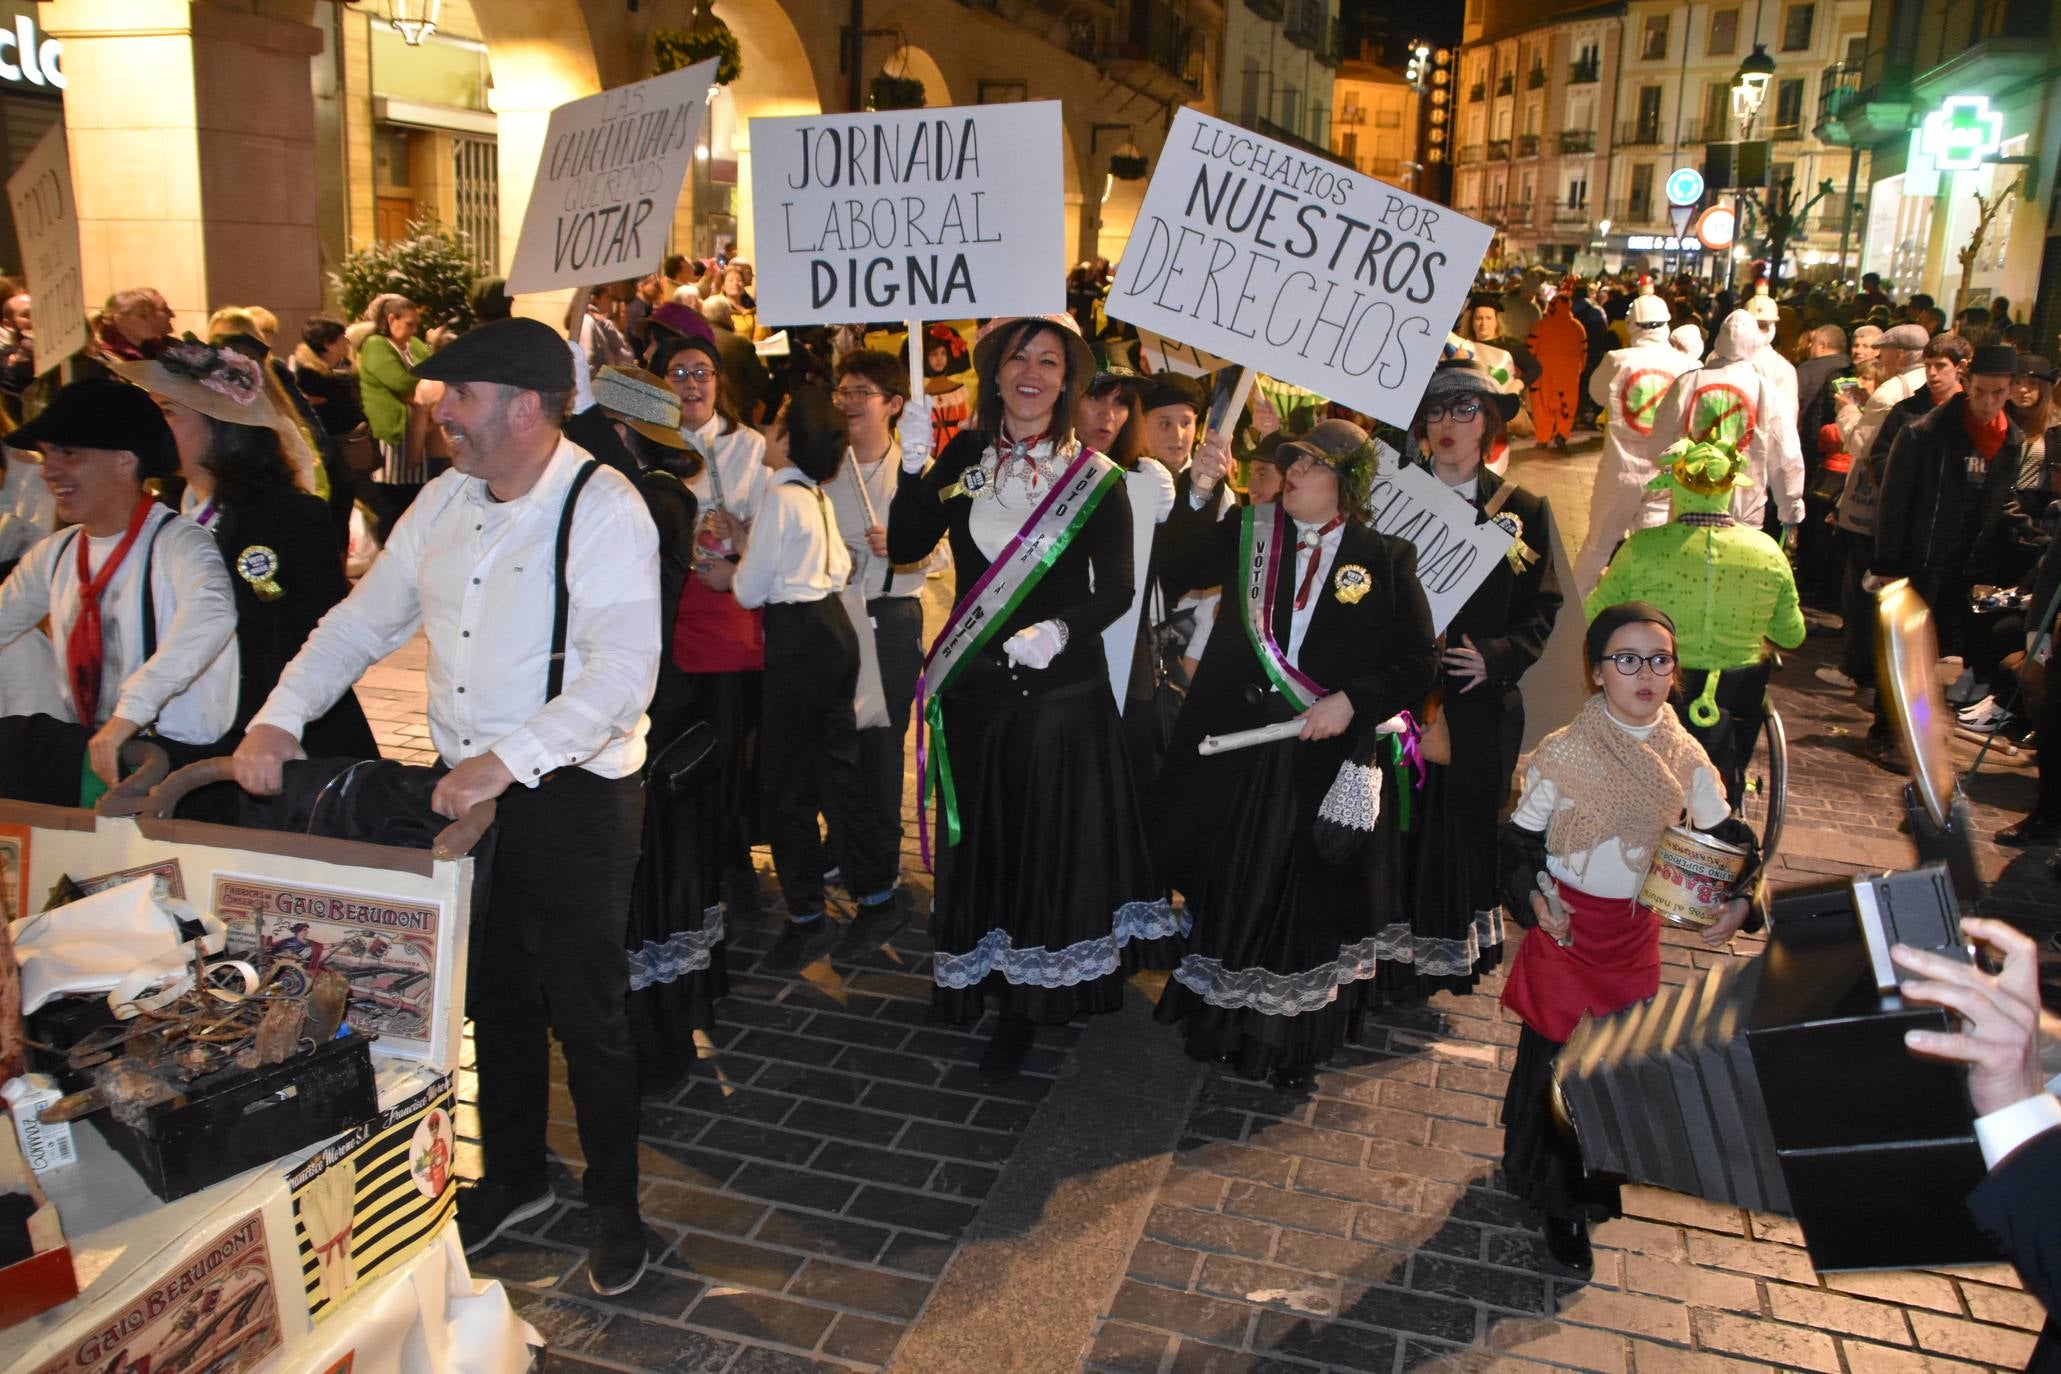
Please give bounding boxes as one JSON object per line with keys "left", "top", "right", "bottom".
{"left": 838, "top": 888, "right": 913, "bottom": 956}
{"left": 1271, "top": 1063, "right": 1316, "bottom": 1092}
{"left": 1863, "top": 734, "right": 1907, "bottom": 773}
{"left": 977, "top": 1013, "right": 1037, "bottom": 1083}
{"left": 1543, "top": 1216, "right": 1593, "bottom": 1275}
{"left": 765, "top": 916, "right": 842, "bottom": 972}
{"left": 586, "top": 1203, "right": 650, "bottom": 1296}
{"left": 1998, "top": 815, "right": 2061, "bottom": 847}
{"left": 458, "top": 1178, "right": 554, "bottom": 1254}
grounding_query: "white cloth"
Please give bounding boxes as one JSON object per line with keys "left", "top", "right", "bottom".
{"left": 680, "top": 414, "right": 768, "bottom": 524}
{"left": 966, "top": 438, "right": 1069, "bottom": 561}
{"left": 1180, "top": 590, "right": 1221, "bottom": 662}
{"left": 1576, "top": 333, "right": 1699, "bottom": 593}
{"left": 253, "top": 436, "right": 660, "bottom": 783}
{"left": 1975, "top": 1089, "right": 2061, "bottom": 1169}
{"left": 0, "top": 504, "right": 238, "bottom": 743}
{"left": 1752, "top": 338, "right": 1800, "bottom": 416}
{"left": 1508, "top": 708, "right": 1730, "bottom": 898}
{"left": 1286, "top": 518, "right": 1345, "bottom": 666}
{"left": 1132, "top": 457, "right": 1178, "bottom": 523}
{"left": 828, "top": 442, "right": 926, "bottom": 600}
{"left": 1638, "top": 311, "right": 1806, "bottom": 531}
{"left": 733, "top": 467, "right": 848, "bottom": 609}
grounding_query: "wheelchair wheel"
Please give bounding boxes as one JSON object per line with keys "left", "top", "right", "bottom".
{"left": 1734, "top": 705, "right": 1788, "bottom": 897}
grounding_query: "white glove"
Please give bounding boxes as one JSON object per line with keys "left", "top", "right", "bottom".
{"left": 900, "top": 395, "right": 934, "bottom": 473}
{"left": 1003, "top": 620, "right": 1068, "bottom": 670}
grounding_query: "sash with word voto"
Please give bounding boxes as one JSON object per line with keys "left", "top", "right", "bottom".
{"left": 289, "top": 1074, "right": 457, "bottom": 1321}
{"left": 1239, "top": 502, "right": 1326, "bottom": 712}
{"left": 915, "top": 444, "right": 1123, "bottom": 866}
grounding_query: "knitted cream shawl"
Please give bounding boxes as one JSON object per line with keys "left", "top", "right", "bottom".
{"left": 1531, "top": 693, "right": 1715, "bottom": 878}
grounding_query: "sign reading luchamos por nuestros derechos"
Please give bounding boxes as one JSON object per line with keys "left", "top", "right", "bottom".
{"left": 751, "top": 102, "right": 1064, "bottom": 324}
{"left": 505, "top": 59, "right": 720, "bottom": 296}
{"left": 1109, "top": 107, "right": 1493, "bottom": 431}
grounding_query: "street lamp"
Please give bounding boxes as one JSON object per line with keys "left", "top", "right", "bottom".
{"left": 1729, "top": 44, "right": 1776, "bottom": 129}
{"left": 388, "top": 0, "right": 442, "bottom": 46}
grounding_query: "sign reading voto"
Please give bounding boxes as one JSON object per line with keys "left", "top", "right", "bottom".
{"left": 749, "top": 102, "right": 1064, "bottom": 324}
{"left": 1108, "top": 107, "right": 1492, "bottom": 430}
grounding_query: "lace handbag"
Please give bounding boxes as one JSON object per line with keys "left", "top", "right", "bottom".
{"left": 1313, "top": 733, "right": 1384, "bottom": 865}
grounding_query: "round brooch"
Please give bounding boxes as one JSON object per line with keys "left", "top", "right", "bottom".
{"left": 1332, "top": 563, "right": 1371, "bottom": 605}
{"left": 235, "top": 544, "right": 285, "bottom": 602}
{"left": 942, "top": 463, "right": 993, "bottom": 502}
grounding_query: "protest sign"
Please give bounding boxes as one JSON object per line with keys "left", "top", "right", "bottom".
{"left": 1108, "top": 106, "right": 1492, "bottom": 429}
{"left": 6, "top": 124, "right": 84, "bottom": 372}
{"left": 750, "top": 102, "right": 1063, "bottom": 324}
{"left": 1364, "top": 464, "right": 1515, "bottom": 633}
{"left": 1136, "top": 328, "right": 1232, "bottom": 378}
{"left": 506, "top": 59, "right": 719, "bottom": 295}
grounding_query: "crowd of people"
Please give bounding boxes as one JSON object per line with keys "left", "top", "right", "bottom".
{"left": 0, "top": 254, "right": 2051, "bottom": 1339}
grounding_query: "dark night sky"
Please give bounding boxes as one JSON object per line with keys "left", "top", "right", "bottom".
{"left": 1343, "top": 0, "right": 1464, "bottom": 65}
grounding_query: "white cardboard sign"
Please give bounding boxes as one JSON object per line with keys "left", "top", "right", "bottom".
{"left": 505, "top": 60, "right": 719, "bottom": 295}
{"left": 750, "top": 102, "right": 1064, "bottom": 324}
{"left": 1109, "top": 107, "right": 1493, "bottom": 429}
{"left": 1364, "top": 464, "right": 1515, "bottom": 634}
{"left": 5, "top": 124, "right": 85, "bottom": 373}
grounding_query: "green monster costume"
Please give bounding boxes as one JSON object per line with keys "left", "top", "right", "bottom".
{"left": 1584, "top": 439, "right": 1805, "bottom": 728}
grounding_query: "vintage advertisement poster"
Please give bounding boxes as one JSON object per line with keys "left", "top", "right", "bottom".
{"left": 34, "top": 1212, "right": 283, "bottom": 1374}
{"left": 212, "top": 874, "right": 442, "bottom": 1053}
{"left": 72, "top": 858, "right": 186, "bottom": 901}
{"left": 289, "top": 1075, "right": 458, "bottom": 1321}
{"left": 0, "top": 821, "right": 26, "bottom": 923}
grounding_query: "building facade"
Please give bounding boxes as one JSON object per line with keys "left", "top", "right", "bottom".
{"left": 1329, "top": 44, "right": 1418, "bottom": 190}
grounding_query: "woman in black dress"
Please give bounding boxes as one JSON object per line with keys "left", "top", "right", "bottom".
{"left": 118, "top": 343, "right": 376, "bottom": 762}
{"left": 887, "top": 314, "right": 1177, "bottom": 1080}
{"left": 1393, "top": 361, "right": 1561, "bottom": 997}
{"left": 1149, "top": 419, "right": 1437, "bottom": 1088}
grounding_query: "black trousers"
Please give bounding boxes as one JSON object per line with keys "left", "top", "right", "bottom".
{"left": 856, "top": 596, "right": 923, "bottom": 853}
{"left": 1673, "top": 661, "right": 1772, "bottom": 810}
{"left": 760, "top": 598, "right": 896, "bottom": 916}
{"left": 2039, "top": 652, "right": 2061, "bottom": 820}
{"left": 472, "top": 768, "right": 644, "bottom": 1205}
{"left": 1838, "top": 529, "right": 1877, "bottom": 683}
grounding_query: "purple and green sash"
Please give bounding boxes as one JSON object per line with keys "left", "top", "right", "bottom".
{"left": 915, "top": 444, "right": 1123, "bottom": 867}
{"left": 1238, "top": 501, "right": 1326, "bottom": 712}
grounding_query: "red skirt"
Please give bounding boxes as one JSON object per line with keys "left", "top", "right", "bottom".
{"left": 1499, "top": 879, "right": 1661, "bottom": 1042}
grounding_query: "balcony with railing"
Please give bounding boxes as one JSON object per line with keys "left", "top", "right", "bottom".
{"left": 1456, "top": 144, "right": 1485, "bottom": 165}
{"left": 1487, "top": 137, "right": 1511, "bottom": 160}
{"left": 1527, "top": 66, "right": 1546, "bottom": 90}
{"left": 1553, "top": 203, "right": 1590, "bottom": 223}
{"left": 1468, "top": 81, "right": 1486, "bottom": 101}
{"left": 1611, "top": 195, "right": 1661, "bottom": 226}
{"left": 1766, "top": 121, "right": 1804, "bottom": 142}
{"left": 1516, "top": 132, "right": 1539, "bottom": 157}
{"left": 1616, "top": 120, "right": 1662, "bottom": 146}
{"left": 1558, "top": 129, "right": 1595, "bottom": 154}
{"left": 1496, "top": 73, "right": 1515, "bottom": 96}
{"left": 1283, "top": 0, "right": 1323, "bottom": 51}
{"left": 1815, "top": 61, "right": 1862, "bottom": 138}
{"left": 1506, "top": 200, "right": 1534, "bottom": 224}
{"left": 1315, "top": 16, "right": 1343, "bottom": 68}
{"left": 1104, "top": 0, "right": 1200, "bottom": 99}
{"left": 1569, "top": 57, "right": 1599, "bottom": 84}
{"left": 1680, "top": 115, "right": 1733, "bottom": 144}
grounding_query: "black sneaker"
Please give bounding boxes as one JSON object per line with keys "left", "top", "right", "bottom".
{"left": 1997, "top": 815, "right": 2061, "bottom": 847}
{"left": 458, "top": 1178, "right": 554, "bottom": 1254}
{"left": 765, "top": 916, "right": 842, "bottom": 972}
{"left": 587, "top": 1203, "right": 650, "bottom": 1296}
{"left": 838, "top": 888, "right": 913, "bottom": 956}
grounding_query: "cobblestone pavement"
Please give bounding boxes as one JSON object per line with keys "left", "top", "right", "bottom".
{"left": 363, "top": 434, "right": 2053, "bottom": 1373}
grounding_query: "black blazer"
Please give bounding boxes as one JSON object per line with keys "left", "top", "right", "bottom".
{"left": 1966, "top": 1124, "right": 2061, "bottom": 1371}
{"left": 1872, "top": 392, "right": 2020, "bottom": 584}
{"left": 1444, "top": 466, "right": 1561, "bottom": 698}
{"left": 888, "top": 429, "right": 1135, "bottom": 696}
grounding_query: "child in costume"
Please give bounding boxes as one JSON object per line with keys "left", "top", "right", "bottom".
{"left": 1496, "top": 602, "right": 1759, "bottom": 1275}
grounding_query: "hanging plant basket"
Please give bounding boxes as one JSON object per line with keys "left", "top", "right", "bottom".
{"left": 869, "top": 74, "right": 927, "bottom": 110}
{"left": 1110, "top": 153, "right": 1150, "bottom": 181}
{"left": 653, "top": 24, "right": 743, "bottom": 86}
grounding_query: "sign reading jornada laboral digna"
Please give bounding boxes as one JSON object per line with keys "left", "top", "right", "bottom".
{"left": 506, "top": 59, "right": 720, "bottom": 296}
{"left": 6, "top": 123, "right": 84, "bottom": 372}
{"left": 1110, "top": 107, "right": 1493, "bottom": 430}
{"left": 750, "top": 101, "right": 1064, "bottom": 324}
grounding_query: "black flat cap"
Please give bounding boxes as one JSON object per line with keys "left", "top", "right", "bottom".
{"left": 1139, "top": 373, "right": 1202, "bottom": 414}
{"left": 1969, "top": 344, "right": 2020, "bottom": 376}
{"left": 8, "top": 376, "right": 177, "bottom": 478}
{"left": 413, "top": 317, "right": 573, "bottom": 393}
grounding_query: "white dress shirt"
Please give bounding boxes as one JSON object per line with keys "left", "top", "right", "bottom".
{"left": 681, "top": 414, "right": 767, "bottom": 527}
{"left": 253, "top": 437, "right": 661, "bottom": 783}
{"left": 0, "top": 504, "right": 238, "bottom": 743}
{"left": 734, "top": 468, "right": 849, "bottom": 609}
{"left": 1508, "top": 708, "right": 1730, "bottom": 898}
{"left": 828, "top": 442, "right": 926, "bottom": 599}
{"left": 1975, "top": 1086, "right": 2061, "bottom": 1169}
{"left": 1286, "top": 517, "right": 1346, "bottom": 666}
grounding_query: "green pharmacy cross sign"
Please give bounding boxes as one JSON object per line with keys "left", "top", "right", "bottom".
{"left": 1922, "top": 95, "right": 2005, "bottom": 173}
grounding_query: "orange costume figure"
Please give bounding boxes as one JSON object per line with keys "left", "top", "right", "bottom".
{"left": 1527, "top": 289, "right": 1587, "bottom": 449}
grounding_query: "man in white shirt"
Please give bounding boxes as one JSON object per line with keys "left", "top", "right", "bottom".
{"left": 0, "top": 378, "right": 238, "bottom": 805}
{"left": 232, "top": 319, "right": 663, "bottom": 1296}
{"left": 1892, "top": 916, "right": 2060, "bottom": 1370}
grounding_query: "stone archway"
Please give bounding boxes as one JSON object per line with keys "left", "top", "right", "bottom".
{"left": 875, "top": 44, "right": 956, "bottom": 108}
{"left": 711, "top": 0, "right": 824, "bottom": 262}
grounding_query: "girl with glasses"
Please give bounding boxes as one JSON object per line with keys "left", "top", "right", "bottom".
{"left": 1495, "top": 602, "right": 1749, "bottom": 1276}
{"left": 1388, "top": 361, "right": 1560, "bottom": 1007}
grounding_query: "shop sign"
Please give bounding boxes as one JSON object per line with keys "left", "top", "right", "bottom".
{"left": 1108, "top": 105, "right": 1492, "bottom": 430}
{"left": 1625, "top": 234, "right": 1701, "bottom": 252}
{"left": 750, "top": 101, "right": 1065, "bottom": 322}
{"left": 1921, "top": 95, "right": 2004, "bottom": 173}
{"left": 0, "top": 14, "right": 62, "bottom": 93}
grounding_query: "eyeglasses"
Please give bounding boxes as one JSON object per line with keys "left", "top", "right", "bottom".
{"left": 1424, "top": 399, "right": 1484, "bottom": 423}
{"left": 831, "top": 387, "right": 884, "bottom": 403}
{"left": 667, "top": 365, "right": 715, "bottom": 384}
{"left": 1602, "top": 651, "right": 1677, "bottom": 676}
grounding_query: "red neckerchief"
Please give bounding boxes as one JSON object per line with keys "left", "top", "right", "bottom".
{"left": 1962, "top": 403, "right": 2008, "bottom": 462}
{"left": 68, "top": 495, "right": 155, "bottom": 726}
{"left": 996, "top": 429, "right": 1050, "bottom": 488}
{"left": 1293, "top": 516, "right": 1345, "bottom": 610}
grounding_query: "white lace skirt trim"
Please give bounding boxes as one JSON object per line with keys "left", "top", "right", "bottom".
{"left": 627, "top": 905, "right": 726, "bottom": 992}
{"left": 932, "top": 899, "right": 1185, "bottom": 990}
{"left": 1173, "top": 933, "right": 1386, "bottom": 1017}
{"left": 1382, "top": 908, "right": 1507, "bottom": 978}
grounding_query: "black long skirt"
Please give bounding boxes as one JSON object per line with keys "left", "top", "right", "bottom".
{"left": 1500, "top": 1022, "right": 1622, "bottom": 1223}
{"left": 675, "top": 669, "right": 763, "bottom": 904}
{"left": 928, "top": 673, "right": 1178, "bottom": 1026}
{"left": 1152, "top": 733, "right": 1406, "bottom": 1079}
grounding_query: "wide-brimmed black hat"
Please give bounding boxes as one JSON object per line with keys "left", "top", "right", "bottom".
{"left": 1969, "top": 344, "right": 2020, "bottom": 377}
{"left": 1419, "top": 359, "right": 1521, "bottom": 422}
{"left": 8, "top": 377, "right": 177, "bottom": 478}
{"left": 413, "top": 317, "right": 573, "bottom": 393}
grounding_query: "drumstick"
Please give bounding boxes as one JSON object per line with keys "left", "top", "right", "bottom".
{"left": 1537, "top": 872, "right": 1575, "bottom": 949}
{"left": 1199, "top": 712, "right": 1414, "bottom": 754}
